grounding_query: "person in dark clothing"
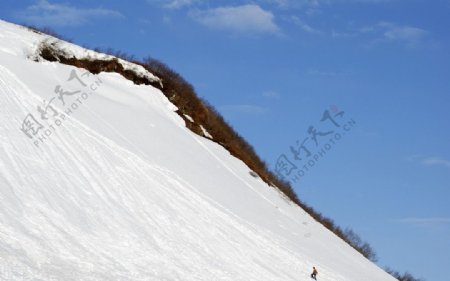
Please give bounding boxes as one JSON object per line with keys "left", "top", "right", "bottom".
{"left": 311, "top": 266, "right": 318, "bottom": 280}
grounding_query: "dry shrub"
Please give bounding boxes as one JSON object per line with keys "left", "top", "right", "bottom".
{"left": 385, "top": 268, "right": 425, "bottom": 281}
{"left": 22, "top": 24, "right": 72, "bottom": 42}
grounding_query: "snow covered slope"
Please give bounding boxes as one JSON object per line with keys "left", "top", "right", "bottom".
{"left": 0, "top": 20, "right": 396, "bottom": 281}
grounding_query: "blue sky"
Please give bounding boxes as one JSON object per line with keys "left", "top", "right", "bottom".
{"left": 1, "top": 0, "right": 449, "bottom": 279}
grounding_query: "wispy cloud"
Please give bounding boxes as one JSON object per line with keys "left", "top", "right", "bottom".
{"left": 262, "top": 91, "right": 281, "bottom": 99}
{"left": 395, "top": 217, "right": 450, "bottom": 227}
{"left": 342, "top": 0, "right": 394, "bottom": 2}
{"left": 421, "top": 157, "right": 450, "bottom": 169}
{"left": 266, "top": 0, "right": 317, "bottom": 9}
{"left": 328, "top": 21, "right": 428, "bottom": 48}
{"left": 153, "top": 0, "right": 329, "bottom": 10}
{"left": 189, "top": 5, "right": 281, "bottom": 35}
{"left": 17, "top": 0, "right": 123, "bottom": 27}
{"left": 378, "top": 22, "right": 427, "bottom": 45}
{"left": 331, "top": 30, "right": 358, "bottom": 38}
{"left": 359, "top": 22, "right": 428, "bottom": 47}
{"left": 407, "top": 155, "right": 450, "bottom": 170}
{"left": 219, "top": 104, "right": 269, "bottom": 115}
{"left": 150, "top": 0, "right": 204, "bottom": 9}
{"left": 290, "top": 16, "right": 322, "bottom": 34}
{"left": 267, "top": 0, "right": 393, "bottom": 9}
{"left": 307, "top": 68, "right": 348, "bottom": 77}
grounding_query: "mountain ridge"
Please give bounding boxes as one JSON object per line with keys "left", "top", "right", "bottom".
{"left": 0, "top": 19, "right": 396, "bottom": 281}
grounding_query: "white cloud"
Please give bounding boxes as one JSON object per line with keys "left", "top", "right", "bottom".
{"left": 421, "top": 157, "right": 450, "bottom": 169}
{"left": 17, "top": 0, "right": 123, "bottom": 27}
{"left": 378, "top": 22, "right": 427, "bottom": 44}
{"left": 190, "top": 5, "right": 281, "bottom": 35}
{"left": 220, "top": 104, "right": 269, "bottom": 115}
{"left": 406, "top": 155, "right": 450, "bottom": 169}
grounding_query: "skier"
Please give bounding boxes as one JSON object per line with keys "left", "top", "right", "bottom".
{"left": 311, "top": 266, "right": 318, "bottom": 280}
